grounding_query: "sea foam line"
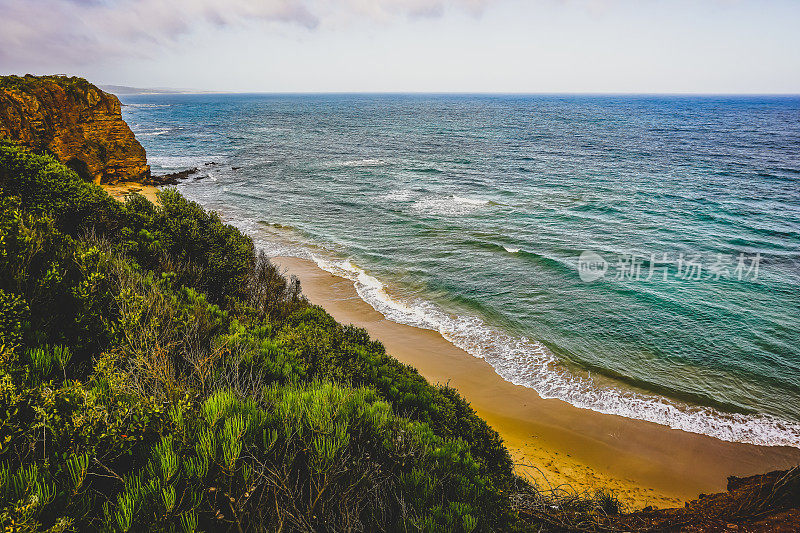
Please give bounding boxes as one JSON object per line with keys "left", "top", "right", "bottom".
{"left": 308, "top": 256, "right": 800, "bottom": 449}
{"left": 184, "top": 201, "right": 800, "bottom": 450}
{"left": 136, "top": 128, "right": 171, "bottom": 136}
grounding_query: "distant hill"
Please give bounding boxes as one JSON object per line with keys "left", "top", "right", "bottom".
{"left": 99, "top": 84, "right": 218, "bottom": 95}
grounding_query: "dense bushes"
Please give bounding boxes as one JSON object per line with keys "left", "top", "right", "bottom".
{"left": 276, "top": 307, "right": 512, "bottom": 479}
{"left": 0, "top": 142, "right": 125, "bottom": 233}
{"left": 0, "top": 75, "right": 94, "bottom": 94}
{"left": 0, "top": 141, "right": 514, "bottom": 531}
{"left": 153, "top": 189, "right": 255, "bottom": 304}
{"left": 0, "top": 140, "right": 254, "bottom": 306}
{"left": 95, "top": 383, "right": 500, "bottom": 532}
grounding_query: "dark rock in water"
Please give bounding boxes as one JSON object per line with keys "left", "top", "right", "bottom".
{"left": 204, "top": 161, "right": 217, "bottom": 166}
{"left": 149, "top": 167, "right": 199, "bottom": 185}
{"left": 0, "top": 74, "right": 150, "bottom": 184}
{"left": 232, "top": 166, "right": 241, "bottom": 170}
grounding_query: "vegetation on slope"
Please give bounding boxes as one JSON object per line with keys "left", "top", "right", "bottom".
{"left": 0, "top": 140, "right": 514, "bottom": 532}
{"left": 0, "top": 75, "right": 94, "bottom": 94}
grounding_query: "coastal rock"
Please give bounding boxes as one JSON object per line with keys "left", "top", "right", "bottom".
{"left": 149, "top": 167, "right": 199, "bottom": 185}
{"left": 0, "top": 75, "right": 150, "bottom": 184}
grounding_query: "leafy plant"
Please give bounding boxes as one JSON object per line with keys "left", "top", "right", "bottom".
{"left": 0, "top": 141, "right": 518, "bottom": 532}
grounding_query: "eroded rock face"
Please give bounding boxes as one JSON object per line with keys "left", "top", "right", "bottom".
{"left": 0, "top": 75, "right": 150, "bottom": 184}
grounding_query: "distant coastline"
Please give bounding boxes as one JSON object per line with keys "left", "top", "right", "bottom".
{"left": 100, "top": 84, "right": 224, "bottom": 96}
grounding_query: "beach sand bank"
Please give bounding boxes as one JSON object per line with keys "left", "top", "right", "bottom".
{"left": 101, "top": 182, "right": 160, "bottom": 204}
{"left": 272, "top": 255, "right": 800, "bottom": 510}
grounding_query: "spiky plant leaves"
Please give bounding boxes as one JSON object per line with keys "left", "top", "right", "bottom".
{"left": 160, "top": 485, "right": 176, "bottom": 514}
{"left": 240, "top": 462, "right": 252, "bottom": 484}
{"left": 113, "top": 491, "right": 135, "bottom": 532}
{"left": 261, "top": 428, "right": 278, "bottom": 452}
{"left": 153, "top": 436, "right": 179, "bottom": 483}
{"left": 26, "top": 347, "right": 53, "bottom": 383}
{"left": 66, "top": 453, "right": 89, "bottom": 492}
{"left": 196, "top": 427, "right": 216, "bottom": 465}
{"left": 167, "top": 405, "right": 184, "bottom": 428}
{"left": 178, "top": 510, "right": 198, "bottom": 533}
{"left": 221, "top": 414, "right": 244, "bottom": 471}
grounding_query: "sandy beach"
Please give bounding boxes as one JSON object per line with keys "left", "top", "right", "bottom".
{"left": 100, "top": 181, "right": 160, "bottom": 204}
{"left": 272, "top": 255, "right": 800, "bottom": 510}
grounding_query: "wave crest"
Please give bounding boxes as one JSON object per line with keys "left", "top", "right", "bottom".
{"left": 412, "top": 194, "right": 491, "bottom": 216}
{"left": 310, "top": 256, "right": 800, "bottom": 449}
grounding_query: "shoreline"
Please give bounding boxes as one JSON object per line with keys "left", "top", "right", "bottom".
{"left": 271, "top": 255, "right": 800, "bottom": 510}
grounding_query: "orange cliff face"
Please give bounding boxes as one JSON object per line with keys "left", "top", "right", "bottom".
{"left": 0, "top": 75, "right": 150, "bottom": 184}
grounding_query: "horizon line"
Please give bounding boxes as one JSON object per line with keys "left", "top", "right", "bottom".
{"left": 112, "top": 89, "right": 800, "bottom": 97}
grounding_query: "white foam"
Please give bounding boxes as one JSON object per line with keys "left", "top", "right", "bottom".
{"left": 503, "top": 245, "right": 521, "bottom": 253}
{"left": 339, "top": 159, "right": 384, "bottom": 167}
{"left": 382, "top": 189, "right": 415, "bottom": 202}
{"left": 148, "top": 155, "right": 207, "bottom": 169}
{"left": 308, "top": 256, "right": 800, "bottom": 449}
{"left": 220, "top": 214, "right": 318, "bottom": 262}
{"left": 137, "top": 129, "right": 171, "bottom": 136}
{"left": 412, "top": 194, "right": 491, "bottom": 216}
{"left": 453, "top": 195, "right": 489, "bottom": 206}
{"left": 173, "top": 190, "right": 800, "bottom": 450}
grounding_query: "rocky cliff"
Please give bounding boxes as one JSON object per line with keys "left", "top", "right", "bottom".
{"left": 0, "top": 75, "right": 150, "bottom": 184}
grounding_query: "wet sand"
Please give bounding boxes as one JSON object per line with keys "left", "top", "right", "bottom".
{"left": 272, "top": 255, "right": 800, "bottom": 510}
{"left": 101, "top": 182, "right": 160, "bottom": 204}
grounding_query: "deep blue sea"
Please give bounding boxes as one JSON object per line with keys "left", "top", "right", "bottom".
{"left": 120, "top": 94, "right": 800, "bottom": 447}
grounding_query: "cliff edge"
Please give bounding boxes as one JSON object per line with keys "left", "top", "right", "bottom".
{"left": 0, "top": 74, "right": 149, "bottom": 184}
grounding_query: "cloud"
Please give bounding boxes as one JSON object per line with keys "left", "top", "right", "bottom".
{"left": 329, "top": 0, "right": 492, "bottom": 20}
{"left": 0, "top": 0, "right": 496, "bottom": 69}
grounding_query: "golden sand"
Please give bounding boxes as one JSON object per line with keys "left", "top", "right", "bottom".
{"left": 272, "top": 256, "right": 800, "bottom": 510}
{"left": 100, "top": 182, "right": 160, "bottom": 204}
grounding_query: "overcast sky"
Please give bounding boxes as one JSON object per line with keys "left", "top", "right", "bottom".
{"left": 1, "top": 0, "right": 798, "bottom": 93}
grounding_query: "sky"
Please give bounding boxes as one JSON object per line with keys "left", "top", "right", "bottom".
{"left": 1, "top": 0, "right": 799, "bottom": 93}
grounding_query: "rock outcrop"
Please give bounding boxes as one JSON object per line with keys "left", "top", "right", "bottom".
{"left": 0, "top": 75, "right": 150, "bottom": 184}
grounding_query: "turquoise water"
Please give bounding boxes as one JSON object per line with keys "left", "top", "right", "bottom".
{"left": 121, "top": 94, "right": 800, "bottom": 447}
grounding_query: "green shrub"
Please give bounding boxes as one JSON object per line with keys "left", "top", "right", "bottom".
{"left": 0, "top": 143, "right": 515, "bottom": 531}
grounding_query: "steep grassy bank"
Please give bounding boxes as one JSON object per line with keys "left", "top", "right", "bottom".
{"left": 0, "top": 140, "right": 514, "bottom": 531}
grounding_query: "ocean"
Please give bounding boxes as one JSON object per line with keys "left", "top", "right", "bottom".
{"left": 120, "top": 93, "right": 800, "bottom": 448}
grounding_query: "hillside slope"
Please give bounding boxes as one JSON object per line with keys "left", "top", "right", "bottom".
{"left": 0, "top": 140, "right": 513, "bottom": 532}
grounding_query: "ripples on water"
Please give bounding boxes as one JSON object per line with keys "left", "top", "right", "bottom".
{"left": 122, "top": 94, "right": 800, "bottom": 447}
